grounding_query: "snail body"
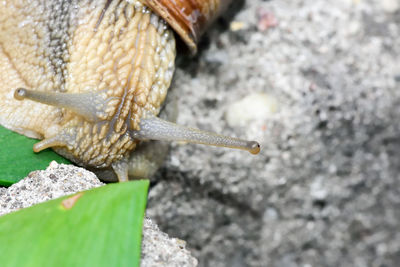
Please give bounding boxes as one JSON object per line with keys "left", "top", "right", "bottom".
{"left": 0, "top": 0, "right": 259, "bottom": 182}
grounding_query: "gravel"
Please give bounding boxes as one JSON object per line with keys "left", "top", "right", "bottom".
{"left": 146, "top": 0, "right": 400, "bottom": 266}
{"left": 0, "top": 161, "right": 103, "bottom": 216}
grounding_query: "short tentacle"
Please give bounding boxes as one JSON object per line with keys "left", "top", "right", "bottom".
{"left": 33, "top": 135, "right": 67, "bottom": 153}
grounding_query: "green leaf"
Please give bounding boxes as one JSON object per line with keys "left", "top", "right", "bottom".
{"left": 0, "top": 125, "right": 70, "bottom": 186}
{"left": 0, "top": 180, "right": 149, "bottom": 267}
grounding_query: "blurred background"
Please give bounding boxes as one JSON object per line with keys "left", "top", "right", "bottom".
{"left": 146, "top": 0, "right": 400, "bottom": 266}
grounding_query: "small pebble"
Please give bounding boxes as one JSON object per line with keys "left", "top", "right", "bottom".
{"left": 225, "top": 93, "right": 278, "bottom": 127}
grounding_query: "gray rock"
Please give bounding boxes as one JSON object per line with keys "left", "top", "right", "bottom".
{"left": 142, "top": 218, "right": 198, "bottom": 267}
{"left": 0, "top": 161, "right": 103, "bottom": 216}
{"left": 145, "top": 0, "right": 400, "bottom": 266}
{"left": 0, "top": 162, "right": 197, "bottom": 267}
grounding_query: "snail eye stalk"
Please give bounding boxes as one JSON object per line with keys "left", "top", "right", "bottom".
{"left": 133, "top": 116, "right": 260, "bottom": 154}
{"left": 14, "top": 88, "right": 107, "bottom": 122}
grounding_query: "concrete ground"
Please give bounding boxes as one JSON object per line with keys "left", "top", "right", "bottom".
{"left": 146, "top": 0, "right": 400, "bottom": 266}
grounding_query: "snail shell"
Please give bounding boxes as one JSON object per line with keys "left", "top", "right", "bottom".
{"left": 0, "top": 0, "right": 259, "bottom": 182}
{"left": 144, "top": 0, "right": 231, "bottom": 54}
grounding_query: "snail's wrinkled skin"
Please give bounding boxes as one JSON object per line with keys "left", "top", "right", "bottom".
{"left": 0, "top": 0, "right": 259, "bottom": 181}
{"left": 0, "top": 1, "right": 175, "bottom": 171}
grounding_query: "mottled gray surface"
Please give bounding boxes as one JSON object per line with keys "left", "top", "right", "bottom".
{"left": 142, "top": 217, "right": 198, "bottom": 267}
{"left": 0, "top": 161, "right": 103, "bottom": 216}
{"left": 0, "top": 162, "right": 197, "bottom": 267}
{"left": 146, "top": 0, "right": 400, "bottom": 266}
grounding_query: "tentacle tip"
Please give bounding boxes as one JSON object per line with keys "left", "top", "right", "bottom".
{"left": 14, "top": 88, "right": 27, "bottom": 101}
{"left": 247, "top": 141, "right": 261, "bottom": 155}
{"left": 33, "top": 143, "right": 45, "bottom": 153}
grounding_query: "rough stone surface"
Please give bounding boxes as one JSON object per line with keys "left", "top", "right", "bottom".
{"left": 0, "top": 161, "right": 103, "bottom": 216}
{"left": 142, "top": 218, "right": 198, "bottom": 267}
{"left": 0, "top": 162, "right": 197, "bottom": 267}
{"left": 146, "top": 0, "right": 400, "bottom": 266}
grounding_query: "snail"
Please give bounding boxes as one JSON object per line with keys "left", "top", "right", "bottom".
{"left": 0, "top": 0, "right": 260, "bottom": 182}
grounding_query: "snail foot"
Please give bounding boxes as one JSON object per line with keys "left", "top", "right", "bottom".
{"left": 14, "top": 88, "right": 110, "bottom": 122}
{"left": 112, "top": 158, "right": 129, "bottom": 182}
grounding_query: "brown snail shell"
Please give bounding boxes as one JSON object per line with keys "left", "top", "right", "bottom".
{"left": 144, "top": 0, "right": 232, "bottom": 54}
{"left": 0, "top": 0, "right": 258, "bottom": 182}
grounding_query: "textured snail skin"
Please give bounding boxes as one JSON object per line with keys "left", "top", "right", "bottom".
{"left": 0, "top": 1, "right": 175, "bottom": 171}
{"left": 0, "top": 0, "right": 258, "bottom": 181}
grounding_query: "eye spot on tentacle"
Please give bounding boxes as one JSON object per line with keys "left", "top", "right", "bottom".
{"left": 14, "top": 88, "right": 27, "bottom": 100}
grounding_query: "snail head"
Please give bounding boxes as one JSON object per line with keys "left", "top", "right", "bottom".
{"left": 10, "top": 0, "right": 259, "bottom": 182}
